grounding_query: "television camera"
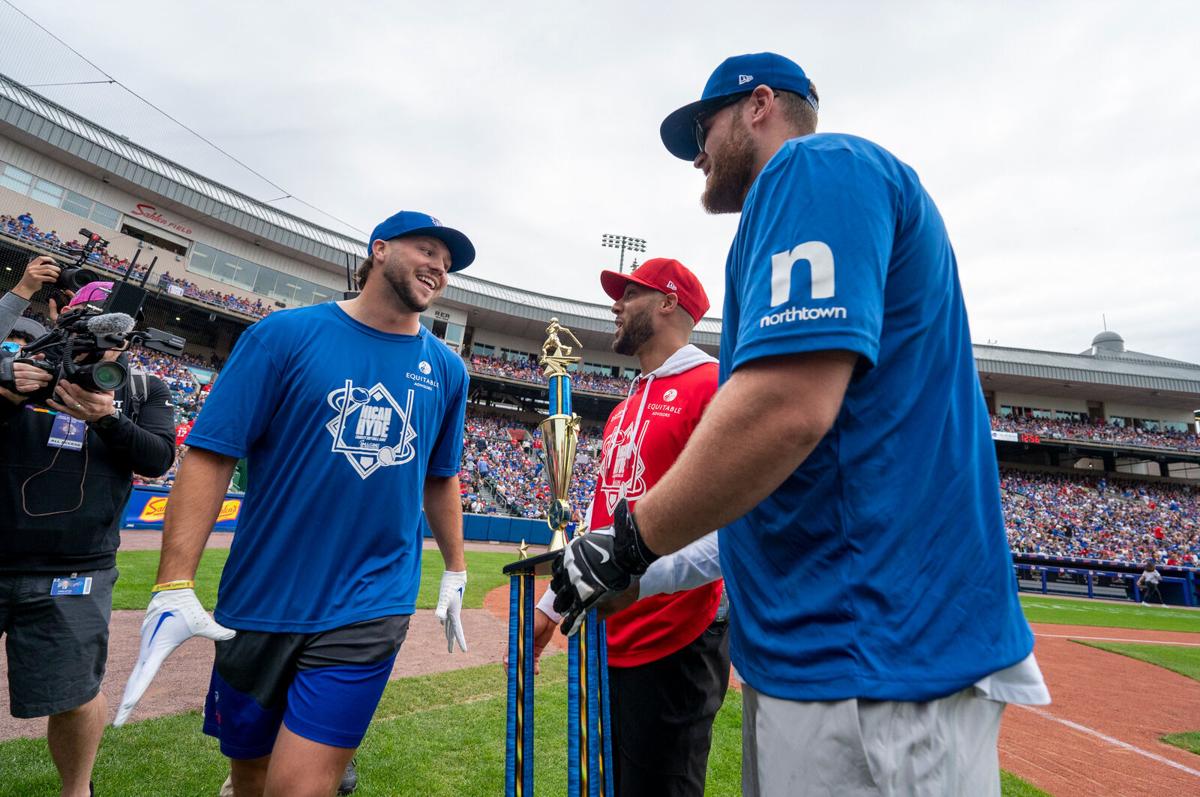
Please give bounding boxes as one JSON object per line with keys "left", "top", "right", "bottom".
{"left": 1, "top": 245, "right": 185, "bottom": 403}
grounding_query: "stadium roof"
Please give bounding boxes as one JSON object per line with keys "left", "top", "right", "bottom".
{"left": 0, "top": 72, "right": 364, "bottom": 265}
{"left": 974, "top": 336, "right": 1200, "bottom": 411}
{"left": 0, "top": 73, "right": 725, "bottom": 345}
{"left": 443, "top": 272, "right": 722, "bottom": 349}
{"left": 0, "top": 75, "right": 1192, "bottom": 395}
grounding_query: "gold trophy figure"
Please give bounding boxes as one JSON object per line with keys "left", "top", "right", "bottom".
{"left": 538, "top": 318, "right": 583, "bottom": 552}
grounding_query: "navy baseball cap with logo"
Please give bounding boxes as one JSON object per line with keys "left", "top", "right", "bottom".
{"left": 367, "top": 210, "right": 476, "bottom": 272}
{"left": 660, "top": 52, "right": 817, "bottom": 161}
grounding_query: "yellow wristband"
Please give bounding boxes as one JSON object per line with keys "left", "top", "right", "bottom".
{"left": 151, "top": 580, "right": 195, "bottom": 593}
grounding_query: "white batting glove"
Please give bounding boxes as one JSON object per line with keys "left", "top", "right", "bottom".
{"left": 435, "top": 570, "right": 468, "bottom": 653}
{"left": 113, "top": 588, "right": 235, "bottom": 726}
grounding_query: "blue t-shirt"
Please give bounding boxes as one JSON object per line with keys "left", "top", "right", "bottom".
{"left": 187, "top": 303, "right": 467, "bottom": 632}
{"left": 718, "top": 133, "right": 1033, "bottom": 702}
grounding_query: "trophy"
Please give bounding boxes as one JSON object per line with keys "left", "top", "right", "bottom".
{"left": 502, "top": 318, "right": 614, "bottom": 797}
{"left": 539, "top": 318, "right": 583, "bottom": 551}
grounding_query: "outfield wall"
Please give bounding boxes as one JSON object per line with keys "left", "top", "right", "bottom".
{"left": 122, "top": 485, "right": 555, "bottom": 544}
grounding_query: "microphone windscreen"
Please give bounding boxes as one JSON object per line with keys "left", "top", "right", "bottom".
{"left": 86, "top": 313, "right": 136, "bottom": 336}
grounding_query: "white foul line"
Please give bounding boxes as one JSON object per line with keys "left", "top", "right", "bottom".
{"left": 1015, "top": 705, "right": 1200, "bottom": 779}
{"left": 1035, "top": 633, "right": 1200, "bottom": 647}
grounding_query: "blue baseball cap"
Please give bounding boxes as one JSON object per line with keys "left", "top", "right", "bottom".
{"left": 660, "top": 52, "right": 816, "bottom": 161}
{"left": 367, "top": 210, "right": 476, "bottom": 272}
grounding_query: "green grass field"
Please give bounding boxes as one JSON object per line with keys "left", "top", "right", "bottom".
{"left": 1161, "top": 731, "right": 1200, "bottom": 755}
{"left": 1019, "top": 595, "right": 1200, "bottom": 634}
{"left": 36, "top": 548, "right": 1157, "bottom": 795}
{"left": 1074, "top": 640, "right": 1200, "bottom": 682}
{"left": 111, "top": 548, "right": 515, "bottom": 611}
{"left": 0, "top": 656, "right": 1047, "bottom": 797}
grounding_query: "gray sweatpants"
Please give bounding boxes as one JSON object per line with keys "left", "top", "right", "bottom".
{"left": 742, "top": 684, "right": 1004, "bottom": 797}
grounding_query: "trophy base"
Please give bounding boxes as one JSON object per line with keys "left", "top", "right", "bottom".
{"left": 503, "top": 550, "right": 559, "bottom": 577}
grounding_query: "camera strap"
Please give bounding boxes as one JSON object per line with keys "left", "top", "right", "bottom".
{"left": 124, "top": 370, "right": 148, "bottom": 424}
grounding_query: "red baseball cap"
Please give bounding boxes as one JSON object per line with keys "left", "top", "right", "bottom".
{"left": 600, "top": 258, "right": 710, "bottom": 323}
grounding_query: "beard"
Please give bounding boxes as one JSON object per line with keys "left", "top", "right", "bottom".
{"left": 701, "top": 113, "right": 756, "bottom": 214}
{"left": 612, "top": 306, "right": 654, "bottom": 356}
{"left": 382, "top": 263, "right": 433, "bottom": 313}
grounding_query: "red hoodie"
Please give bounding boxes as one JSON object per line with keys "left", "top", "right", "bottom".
{"left": 591, "top": 344, "right": 723, "bottom": 668}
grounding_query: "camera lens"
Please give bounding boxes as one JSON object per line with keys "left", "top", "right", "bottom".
{"left": 63, "top": 267, "right": 99, "bottom": 290}
{"left": 92, "top": 361, "right": 126, "bottom": 391}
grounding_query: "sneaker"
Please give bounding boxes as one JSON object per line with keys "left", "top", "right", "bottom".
{"left": 1140, "top": 601, "right": 1148, "bottom": 606}
{"left": 338, "top": 758, "right": 358, "bottom": 795}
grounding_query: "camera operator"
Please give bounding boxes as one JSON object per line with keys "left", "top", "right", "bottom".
{"left": 0, "top": 283, "right": 176, "bottom": 797}
{"left": 3, "top": 317, "right": 47, "bottom": 354}
{"left": 1, "top": 255, "right": 72, "bottom": 340}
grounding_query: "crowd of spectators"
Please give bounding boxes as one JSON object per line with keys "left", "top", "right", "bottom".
{"left": 466, "top": 353, "right": 632, "bottom": 396}
{"left": 155, "top": 271, "right": 273, "bottom": 319}
{"left": 1002, "top": 469, "right": 1199, "bottom": 567}
{"left": 460, "top": 410, "right": 601, "bottom": 522}
{"left": 2, "top": 212, "right": 274, "bottom": 319}
{"left": 127, "top": 346, "right": 214, "bottom": 486}
{"left": 992, "top": 414, "right": 1200, "bottom": 453}
{"left": 2, "top": 212, "right": 62, "bottom": 249}
{"left": 110, "top": 344, "right": 1200, "bottom": 567}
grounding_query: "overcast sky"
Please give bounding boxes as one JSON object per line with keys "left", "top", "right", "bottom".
{"left": 3, "top": 1, "right": 1198, "bottom": 360}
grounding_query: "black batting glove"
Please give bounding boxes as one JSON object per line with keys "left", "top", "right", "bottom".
{"left": 550, "top": 499, "right": 660, "bottom": 635}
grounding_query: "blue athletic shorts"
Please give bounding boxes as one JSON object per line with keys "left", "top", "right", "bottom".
{"left": 202, "top": 615, "right": 410, "bottom": 759}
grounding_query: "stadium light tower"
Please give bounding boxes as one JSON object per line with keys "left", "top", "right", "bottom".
{"left": 601, "top": 233, "right": 646, "bottom": 274}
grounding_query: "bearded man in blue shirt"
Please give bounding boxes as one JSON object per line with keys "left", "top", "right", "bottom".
{"left": 553, "top": 53, "right": 1050, "bottom": 796}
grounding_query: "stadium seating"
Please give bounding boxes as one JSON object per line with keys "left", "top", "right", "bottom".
{"left": 1002, "top": 468, "right": 1199, "bottom": 567}
{"left": 1, "top": 214, "right": 274, "bottom": 319}
{"left": 992, "top": 414, "right": 1200, "bottom": 453}
{"left": 63, "top": 317, "right": 1198, "bottom": 568}
{"left": 466, "top": 354, "right": 631, "bottom": 396}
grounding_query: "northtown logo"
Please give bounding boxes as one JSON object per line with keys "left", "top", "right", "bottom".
{"left": 761, "top": 241, "right": 848, "bottom": 328}
{"left": 325, "top": 380, "right": 417, "bottom": 479}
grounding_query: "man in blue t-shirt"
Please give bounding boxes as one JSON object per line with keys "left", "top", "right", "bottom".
{"left": 115, "top": 210, "right": 477, "bottom": 797}
{"left": 552, "top": 53, "right": 1049, "bottom": 796}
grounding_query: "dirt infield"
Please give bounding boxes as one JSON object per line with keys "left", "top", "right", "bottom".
{"left": 999, "top": 624, "right": 1200, "bottom": 796}
{"left": 0, "top": 533, "right": 522, "bottom": 742}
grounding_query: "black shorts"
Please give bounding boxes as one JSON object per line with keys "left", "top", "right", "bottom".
{"left": 0, "top": 567, "right": 117, "bottom": 718}
{"left": 203, "top": 615, "right": 410, "bottom": 759}
{"left": 608, "top": 619, "right": 732, "bottom": 797}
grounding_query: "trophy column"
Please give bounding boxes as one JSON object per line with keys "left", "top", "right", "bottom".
{"left": 502, "top": 318, "right": 613, "bottom": 797}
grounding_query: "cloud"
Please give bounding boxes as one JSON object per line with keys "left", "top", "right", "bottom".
{"left": 5, "top": 0, "right": 1198, "bottom": 360}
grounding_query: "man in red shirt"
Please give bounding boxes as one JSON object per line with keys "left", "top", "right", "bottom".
{"left": 534, "top": 258, "right": 729, "bottom": 796}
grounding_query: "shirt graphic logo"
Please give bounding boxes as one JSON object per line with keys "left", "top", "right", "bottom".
{"left": 599, "top": 420, "right": 650, "bottom": 513}
{"left": 738, "top": 74, "right": 754, "bottom": 85}
{"left": 418, "top": 360, "right": 432, "bottom": 375}
{"left": 770, "top": 241, "right": 835, "bottom": 306}
{"left": 325, "top": 380, "right": 418, "bottom": 479}
{"left": 760, "top": 241, "right": 849, "bottom": 328}
{"left": 662, "top": 388, "right": 678, "bottom": 402}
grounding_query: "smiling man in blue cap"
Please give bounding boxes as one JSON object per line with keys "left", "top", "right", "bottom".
{"left": 552, "top": 53, "right": 1050, "bottom": 795}
{"left": 116, "top": 211, "right": 475, "bottom": 797}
